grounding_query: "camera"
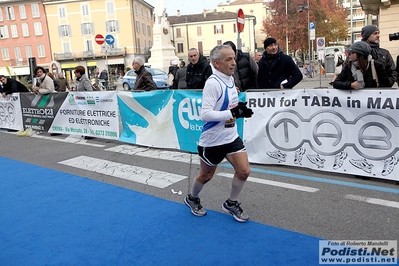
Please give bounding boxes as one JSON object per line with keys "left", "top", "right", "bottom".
{"left": 389, "top": 32, "right": 399, "bottom": 41}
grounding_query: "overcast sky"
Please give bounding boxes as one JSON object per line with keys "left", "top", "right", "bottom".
{"left": 145, "top": 0, "right": 226, "bottom": 16}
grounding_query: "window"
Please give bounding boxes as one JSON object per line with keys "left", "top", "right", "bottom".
{"left": 19, "top": 5, "right": 27, "bottom": 19}
{"left": 10, "top": 25, "right": 18, "bottom": 38}
{"left": 81, "top": 4, "right": 89, "bottom": 16}
{"left": 136, "top": 21, "right": 140, "bottom": 33}
{"left": 198, "top": 42, "right": 203, "bottom": 54}
{"left": 176, "top": 28, "right": 181, "bottom": 38}
{"left": 0, "top": 25, "right": 9, "bottom": 39}
{"left": 106, "top": 20, "right": 119, "bottom": 33}
{"left": 14, "top": 47, "right": 22, "bottom": 62}
{"left": 217, "top": 40, "right": 222, "bottom": 45}
{"left": 31, "top": 3, "right": 40, "bottom": 18}
{"left": 34, "top": 22, "right": 42, "bottom": 35}
{"left": 63, "top": 42, "right": 71, "bottom": 53}
{"left": 59, "top": 7, "right": 66, "bottom": 19}
{"left": 2, "top": 47, "right": 10, "bottom": 60}
{"left": 0, "top": 8, "right": 3, "bottom": 21}
{"left": 37, "top": 44, "right": 45, "bottom": 57}
{"left": 177, "top": 43, "right": 184, "bottom": 53}
{"left": 197, "top": 27, "right": 202, "bottom": 36}
{"left": 86, "top": 40, "right": 93, "bottom": 51}
{"left": 233, "top": 24, "right": 236, "bottom": 33}
{"left": 81, "top": 23, "right": 94, "bottom": 35}
{"left": 147, "top": 25, "right": 151, "bottom": 37}
{"left": 214, "top": 25, "right": 223, "bottom": 34}
{"left": 25, "top": 45, "right": 32, "bottom": 58}
{"left": 106, "top": 1, "right": 115, "bottom": 14}
{"left": 142, "top": 23, "right": 146, "bottom": 35}
{"left": 6, "top": 7, "right": 15, "bottom": 20}
{"left": 58, "top": 25, "right": 71, "bottom": 37}
{"left": 137, "top": 38, "right": 141, "bottom": 53}
{"left": 22, "top": 23, "right": 29, "bottom": 37}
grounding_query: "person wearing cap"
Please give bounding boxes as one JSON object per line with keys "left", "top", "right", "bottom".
{"left": 257, "top": 37, "right": 302, "bottom": 89}
{"left": 361, "top": 25, "right": 396, "bottom": 87}
{"left": 333, "top": 41, "right": 389, "bottom": 90}
{"left": 330, "top": 48, "right": 343, "bottom": 85}
{"left": 223, "top": 41, "right": 258, "bottom": 91}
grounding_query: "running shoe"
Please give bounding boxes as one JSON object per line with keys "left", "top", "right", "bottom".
{"left": 306, "top": 154, "right": 325, "bottom": 168}
{"left": 266, "top": 150, "right": 287, "bottom": 162}
{"left": 333, "top": 151, "right": 348, "bottom": 170}
{"left": 184, "top": 194, "right": 206, "bottom": 216}
{"left": 294, "top": 147, "right": 306, "bottom": 164}
{"left": 222, "top": 200, "right": 249, "bottom": 223}
{"left": 349, "top": 158, "right": 373, "bottom": 173}
{"left": 382, "top": 156, "right": 398, "bottom": 176}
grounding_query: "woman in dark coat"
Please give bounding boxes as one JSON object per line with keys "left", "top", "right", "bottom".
{"left": 333, "top": 41, "right": 389, "bottom": 90}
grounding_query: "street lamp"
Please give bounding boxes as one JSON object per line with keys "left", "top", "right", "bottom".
{"left": 298, "top": 1, "right": 310, "bottom": 62}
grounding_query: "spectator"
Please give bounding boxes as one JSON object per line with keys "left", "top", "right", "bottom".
{"left": 175, "top": 60, "right": 187, "bottom": 89}
{"left": 253, "top": 51, "right": 262, "bottom": 65}
{"left": 132, "top": 57, "right": 157, "bottom": 91}
{"left": 333, "top": 41, "right": 389, "bottom": 90}
{"left": 32, "top": 66, "right": 55, "bottom": 94}
{"left": 186, "top": 48, "right": 212, "bottom": 89}
{"left": 330, "top": 48, "right": 343, "bottom": 85}
{"left": 223, "top": 41, "right": 258, "bottom": 91}
{"left": 74, "top": 66, "right": 93, "bottom": 91}
{"left": 0, "top": 75, "right": 29, "bottom": 98}
{"left": 56, "top": 73, "right": 70, "bottom": 92}
{"left": 257, "top": 38, "right": 302, "bottom": 89}
{"left": 47, "top": 72, "right": 60, "bottom": 91}
{"left": 168, "top": 60, "right": 179, "bottom": 89}
{"left": 98, "top": 69, "right": 109, "bottom": 88}
{"left": 361, "top": 25, "right": 397, "bottom": 87}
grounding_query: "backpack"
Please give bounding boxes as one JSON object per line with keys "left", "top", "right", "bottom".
{"left": 167, "top": 73, "right": 174, "bottom": 87}
{"left": 336, "top": 55, "right": 344, "bottom": 67}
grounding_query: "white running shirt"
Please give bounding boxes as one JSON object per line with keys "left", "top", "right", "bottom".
{"left": 198, "top": 68, "right": 239, "bottom": 147}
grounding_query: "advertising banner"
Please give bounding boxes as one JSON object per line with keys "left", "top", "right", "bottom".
{"left": 117, "top": 90, "right": 246, "bottom": 153}
{"left": 244, "top": 89, "right": 399, "bottom": 181}
{"left": 50, "top": 91, "right": 119, "bottom": 140}
{"left": 20, "top": 92, "right": 68, "bottom": 132}
{"left": 0, "top": 93, "right": 23, "bottom": 130}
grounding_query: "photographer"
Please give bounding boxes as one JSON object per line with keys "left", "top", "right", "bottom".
{"left": 361, "top": 25, "right": 397, "bottom": 87}
{"left": 0, "top": 75, "right": 29, "bottom": 98}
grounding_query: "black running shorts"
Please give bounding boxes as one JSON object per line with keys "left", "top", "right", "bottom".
{"left": 198, "top": 137, "right": 246, "bottom": 166}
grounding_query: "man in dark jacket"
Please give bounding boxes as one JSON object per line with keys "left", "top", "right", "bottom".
{"left": 361, "top": 25, "right": 397, "bottom": 87}
{"left": 132, "top": 57, "right": 157, "bottom": 91}
{"left": 257, "top": 38, "right": 302, "bottom": 89}
{"left": 223, "top": 41, "right": 258, "bottom": 91}
{"left": 0, "top": 75, "right": 29, "bottom": 98}
{"left": 186, "top": 48, "right": 212, "bottom": 89}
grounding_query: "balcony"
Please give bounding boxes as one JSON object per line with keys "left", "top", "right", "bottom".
{"left": 53, "top": 48, "right": 126, "bottom": 61}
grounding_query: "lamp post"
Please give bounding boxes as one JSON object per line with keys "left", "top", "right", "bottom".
{"left": 298, "top": 1, "right": 310, "bottom": 62}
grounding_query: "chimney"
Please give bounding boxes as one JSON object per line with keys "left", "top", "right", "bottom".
{"left": 177, "top": 10, "right": 180, "bottom": 16}
{"left": 203, "top": 10, "right": 206, "bottom": 18}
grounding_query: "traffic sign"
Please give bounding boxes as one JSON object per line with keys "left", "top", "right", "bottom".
{"left": 95, "top": 34, "right": 105, "bottom": 45}
{"left": 105, "top": 34, "right": 115, "bottom": 45}
{"left": 316, "top": 37, "right": 325, "bottom": 51}
{"left": 309, "top": 22, "right": 315, "bottom": 30}
{"left": 237, "top": 8, "right": 245, "bottom": 33}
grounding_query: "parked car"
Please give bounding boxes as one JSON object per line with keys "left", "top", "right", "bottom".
{"left": 122, "top": 68, "right": 169, "bottom": 90}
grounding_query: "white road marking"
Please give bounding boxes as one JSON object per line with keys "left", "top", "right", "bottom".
{"left": 217, "top": 172, "right": 319, "bottom": 193}
{"left": 30, "top": 133, "right": 105, "bottom": 147}
{"left": 344, "top": 194, "right": 399, "bottom": 209}
{"left": 58, "top": 155, "right": 187, "bottom": 188}
{"left": 105, "top": 145, "right": 201, "bottom": 164}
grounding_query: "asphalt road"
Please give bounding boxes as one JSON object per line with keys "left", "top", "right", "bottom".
{"left": 1, "top": 131, "right": 398, "bottom": 243}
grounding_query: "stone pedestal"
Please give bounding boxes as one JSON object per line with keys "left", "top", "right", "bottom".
{"left": 148, "top": 0, "right": 179, "bottom": 73}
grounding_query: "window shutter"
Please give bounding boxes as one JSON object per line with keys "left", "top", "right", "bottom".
{"left": 214, "top": 25, "right": 216, "bottom": 34}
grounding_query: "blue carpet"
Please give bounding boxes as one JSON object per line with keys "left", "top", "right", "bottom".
{"left": 0, "top": 156, "right": 323, "bottom": 266}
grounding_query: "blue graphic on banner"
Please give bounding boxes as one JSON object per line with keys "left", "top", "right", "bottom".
{"left": 117, "top": 90, "right": 247, "bottom": 153}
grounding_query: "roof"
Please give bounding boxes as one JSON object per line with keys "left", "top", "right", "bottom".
{"left": 167, "top": 11, "right": 256, "bottom": 25}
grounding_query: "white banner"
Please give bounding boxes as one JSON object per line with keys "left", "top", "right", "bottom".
{"left": 0, "top": 93, "right": 23, "bottom": 130}
{"left": 50, "top": 91, "right": 119, "bottom": 140}
{"left": 245, "top": 89, "right": 399, "bottom": 181}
